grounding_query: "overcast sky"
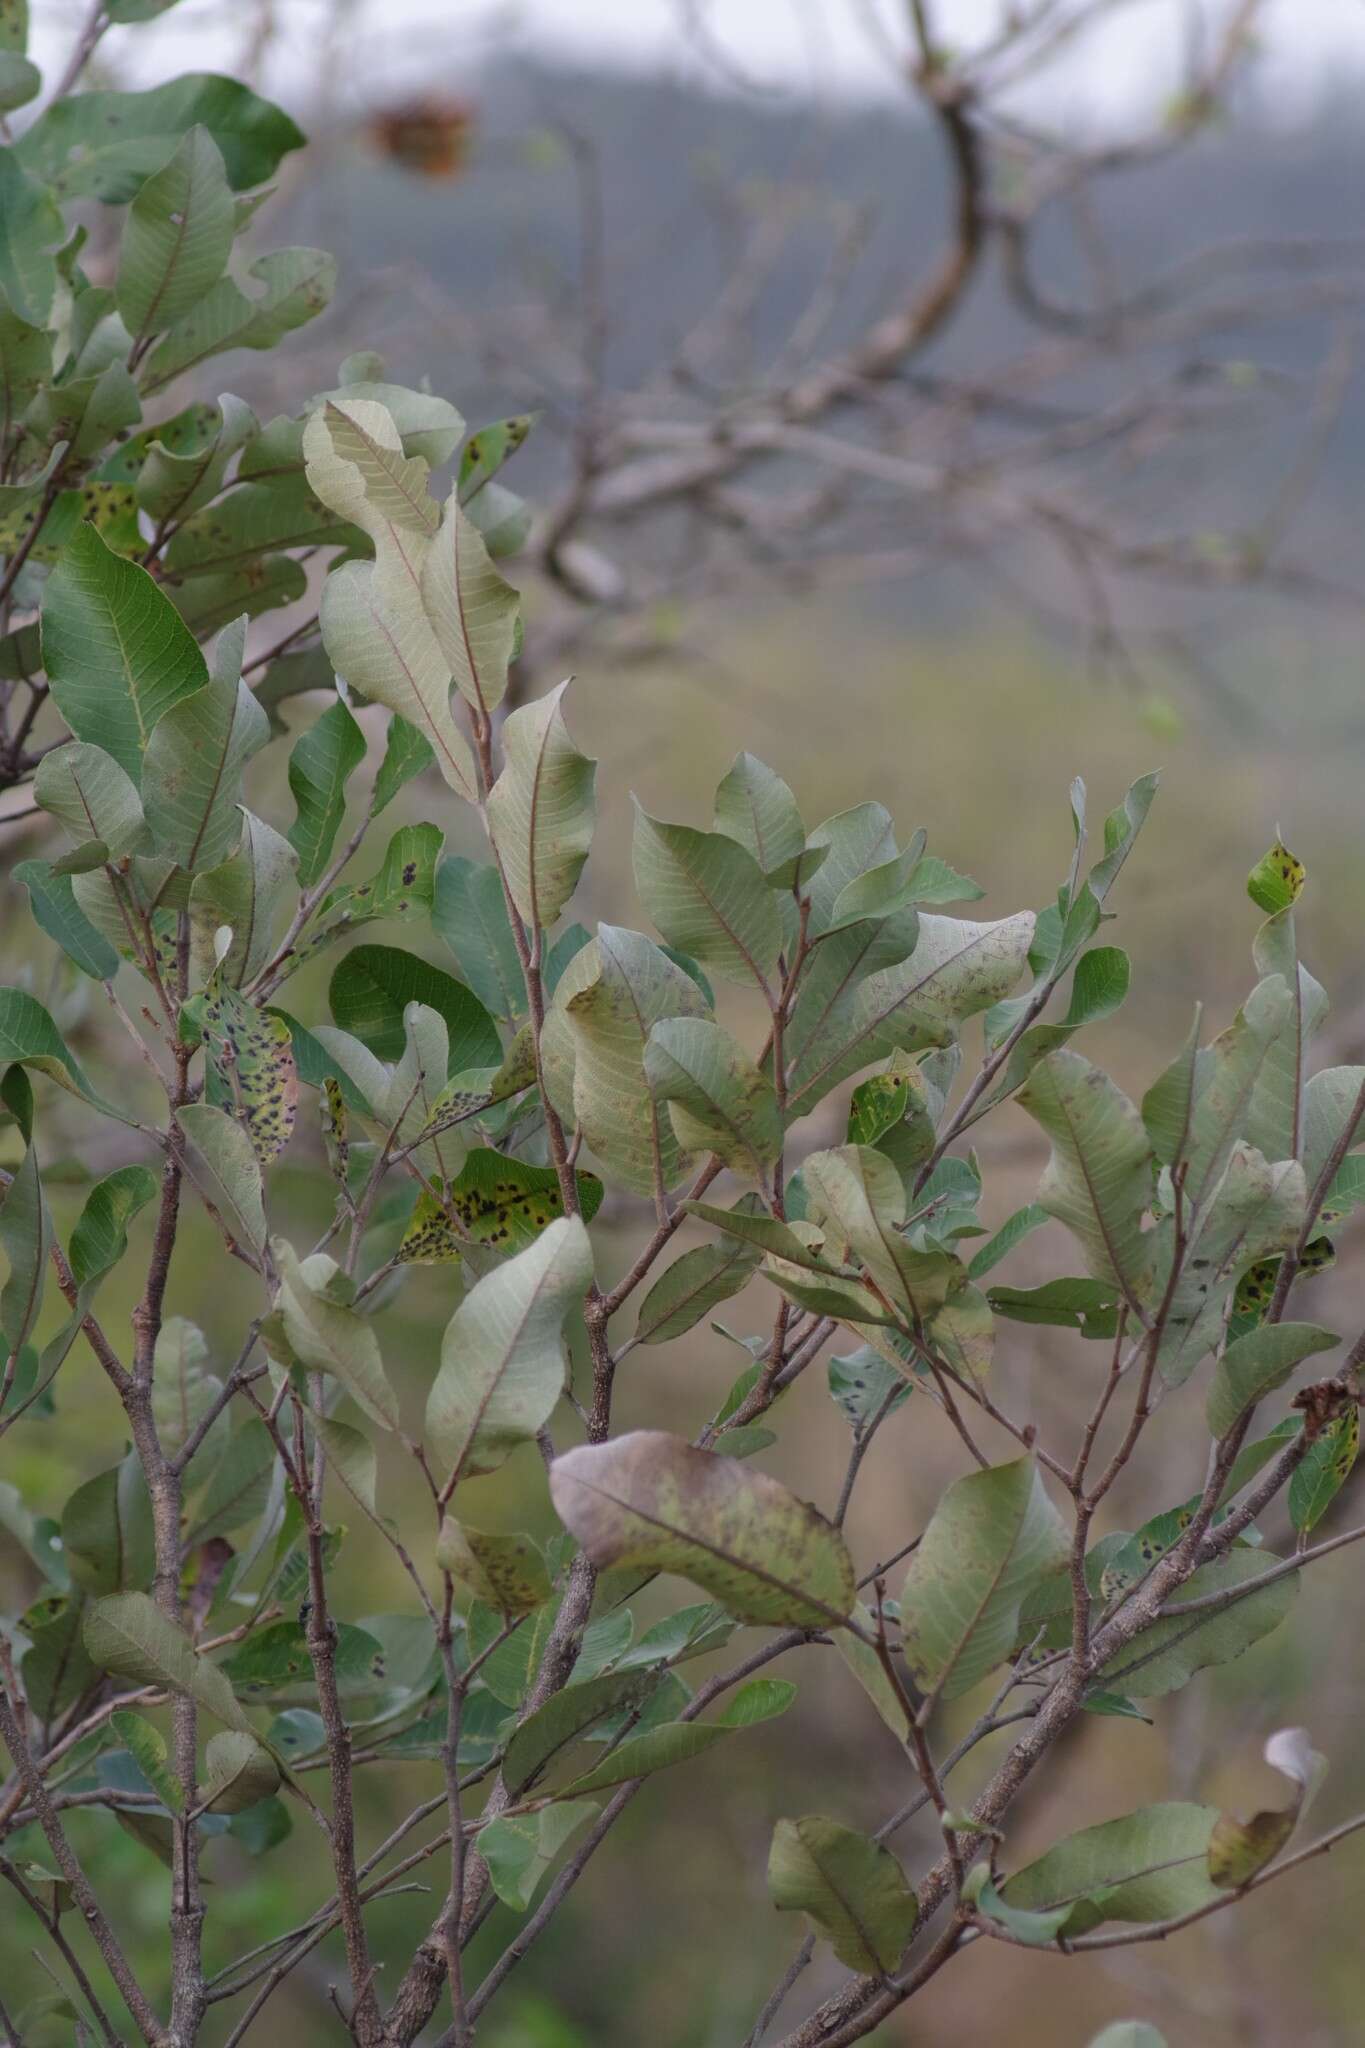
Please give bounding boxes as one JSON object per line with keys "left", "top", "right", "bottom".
{"left": 34, "top": 0, "right": 1365, "bottom": 122}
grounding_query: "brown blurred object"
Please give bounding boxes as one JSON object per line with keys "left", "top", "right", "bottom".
{"left": 365, "top": 93, "right": 475, "bottom": 177}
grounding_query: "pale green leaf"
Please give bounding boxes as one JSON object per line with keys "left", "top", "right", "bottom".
{"left": 1017, "top": 1051, "right": 1155, "bottom": 1309}
{"left": 1003, "top": 1802, "right": 1220, "bottom": 1936}
{"left": 559, "top": 927, "right": 710, "bottom": 1197}
{"left": 712, "top": 753, "right": 804, "bottom": 878}
{"left": 550, "top": 1428, "right": 856, "bottom": 1629}
{"left": 768, "top": 1816, "right": 916, "bottom": 1972}
{"left": 319, "top": 557, "right": 477, "bottom": 801}
{"left": 901, "top": 1458, "right": 1068, "bottom": 1702}
{"left": 34, "top": 741, "right": 147, "bottom": 859}
{"left": 480, "top": 1801, "right": 597, "bottom": 1912}
{"left": 425, "top": 1216, "right": 592, "bottom": 1483}
{"left": 487, "top": 682, "right": 596, "bottom": 930}
{"left": 84, "top": 1590, "right": 251, "bottom": 1731}
{"left": 643, "top": 1016, "right": 782, "bottom": 1180}
{"left": 633, "top": 1234, "right": 761, "bottom": 1346}
{"left": 272, "top": 1238, "right": 398, "bottom": 1431}
{"left": 175, "top": 1102, "right": 267, "bottom": 1258}
{"left": 419, "top": 488, "right": 520, "bottom": 717}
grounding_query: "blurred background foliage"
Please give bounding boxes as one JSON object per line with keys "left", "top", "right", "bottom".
{"left": 3, "top": 3, "right": 1365, "bottom": 2042}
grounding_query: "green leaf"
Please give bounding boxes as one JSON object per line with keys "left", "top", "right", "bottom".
{"left": 151, "top": 1317, "right": 226, "bottom": 1471}
{"left": 0, "top": 1144, "right": 49, "bottom": 1368}
{"left": 287, "top": 823, "right": 443, "bottom": 974}
{"left": 1017, "top": 1051, "right": 1154, "bottom": 1309}
{"left": 19, "top": 72, "right": 305, "bottom": 201}
{"left": 554, "top": 1684, "right": 794, "bottom": 1798}
{"left": 1098, "top": 1551, "right": 1297, "bottom": 1697}
{"left": 224, "top": 1619, "right": 384, "bottom": 1704}
{"left": 967, "top": 1204, "right": 1050, "bottom": 1281}
{"left": 1087, "top": 2028, "right": 1167, "bottom": 2048}
{"left": 144, "top": 247, "right": 335, "bottom": 391}
{"left": 431, "top": 855, "right": 526, "bottom": 1021}
{"left": 767, "top": 1816, "right": 917, "bottom": 1972}
{"left": 189, "top": 1420, "right": 275, "bottom": 1542}
{"left": 34, "top": 741, "right": 148, "bottom": 859}
{"left": 827, "top": 833, "right": 928, "bottom": 933}
{"left": 426, "top": 1216, "right": 592, "bottom": 1483}
{"left": 162, "top": 476, "right": 359, "bottom": 580}
{"left": 712, "top": 753, "right": 805, "bottom": 879}
{"left": 1183, "top": 977, "right": 1294, "bottom": 1211}
{"left": 110, "top": 1710, "right": 184, "bottom": 1812}
{"left": 14, "top": 860, "right": 120, "bottom": 980}
{"left": 175, "top": 1102, "right": 267, "bottom": 1258}
{"left": 1247, "top": 837, "right": 1305, "bottom": 916}
{"left": 1141, "top": 1007, "right": 1202, "bottom": 1166}
{"left": 190, "top": 810, "right": 297, "bottom": 986}
{"left": 904, "top": 855, "right": 984, "bottom": 906}
{"left": 371, "top": 714, "right": 434, "bottom": 817}
{"left": 1003, "top": 1802, "right": 1220, "bottom": 1936}
{"left": 10, "top": 1164, "right": 157, "bottom": 1419}
{"left": 981, "top": 946, "right": 1131, "bottom": 1106}
{"left": 22, "top": 1592, "right": 98, "bottom": 1718}
{"left": 271, "top": 1238, "right": 398, "bottom": 1431}
{"left": 0, "top": 50, "right": 36, "bottom": 112}
{"left": 643, "top": 1017, "right": 782, "bottom": 1181}
{"left": 987, "top": 1276, "right": 1119, "bottom": 1338}
{"left": 327, "top": 943, "right": 498, "bottom": 1071}
{"left": 901, "top": 1458, "right": 1068, "bottom": 1702}
{"left": 459, "top": 413, "right": 533, "bottom": 495}
{"left": 633, "top": 1234, "right": 761, "bottom": 1346}
{"left": 0, "top": 147, "right": 63, "bottom": 323}
{"left": 827, "top": 1350, "right": 912, "bottom": 1432}
{"left": 556, "top": 927, "right": 710, "bottom": 1198}
{"left": 1156, "top": 1147, "right": 1307, "bottom": 1386}
{"left": 117, "top": 125, "right": 234, "bottom": 342}
{"left": 801, "top": 1144, "right": 957, "bottom": 1324}
{"left": 1205, "top": 1322, "right": 1338, "bottom": 1439}
{"left": 319, "top": 557, "right": 478, "bottom": 801}
{"left": 0, "top": 985, "right": 121, "bottom": 1116}
{"left": 847, "top": 1070, "right": 910, "bottom": 1149}
{"left": 62, "top": 1455, "right": 155, "bottom": 1596}
{"left": 84, "top": 1590, "right": 251, "bottom": 1731}
{"left": 285, "top": 697, "right": 366, "bottom": 887}
{"left": 436, "top": 1520, "right": 553, "bottom": 1617}
{"left": 501, "top": 1669, "right": 657, "bottom": 1789}
{"left": 487, "top": 682, "right": 596, "bottom": 930}
{"left": 42, "top": 523, "right": 208, "bottom": 785}
{"left": 1289, "top": 1405, "right": 1358, "bottom": 1534}
{"left": 202, "top": 1729, "right": 281, "bottom": 1814}
{"left": 418, "top": 488, "right": 520, "bottom": 718}
{"left": 550, "top": 1429, "right": 856, "bottom": 1629}
{"left": 632, "top": 803, "right": 782, "bottom": 991}
{"left": 480, "top": 1801, "right": 598, "bottom": 1913}
{"left": 962, "top": 1865, "right": 1072, "bottom": 1946}
{"left": 142, "top": 618, "right": 268, "bottom": 870}
{"left": 0, "top": 297, "right": 51, "bottom": 444}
